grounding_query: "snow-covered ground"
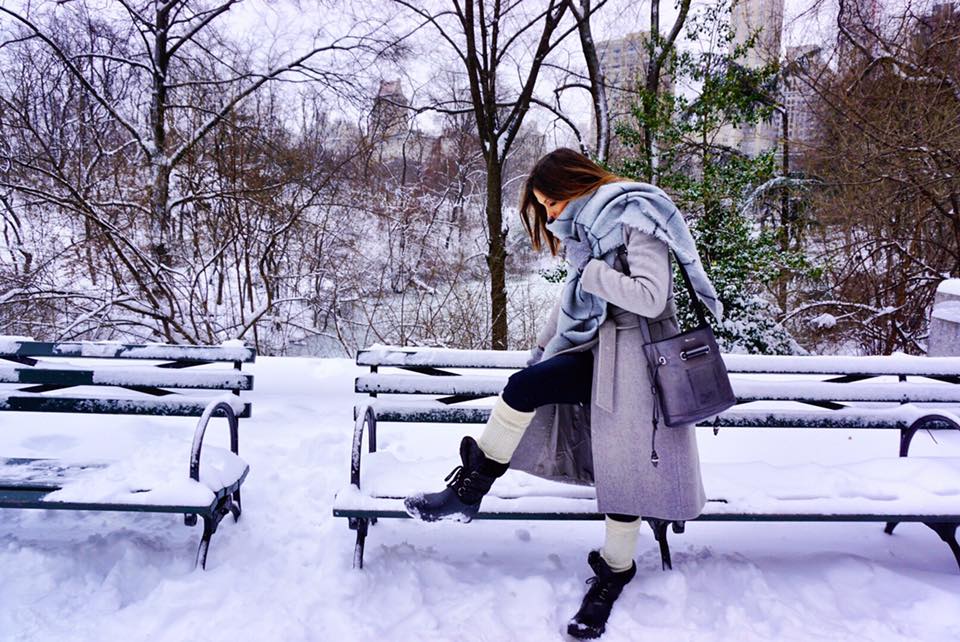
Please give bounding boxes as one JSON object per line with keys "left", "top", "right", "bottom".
{"left": 2, "top": 357, "right": 960, "bottom": 642}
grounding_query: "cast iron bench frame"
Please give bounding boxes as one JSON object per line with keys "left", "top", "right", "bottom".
{"left": 0, "top": 339, "right": 256, "bottom": 568}
{"left": 335, "top": 346, "right": 960, "bottom": 571}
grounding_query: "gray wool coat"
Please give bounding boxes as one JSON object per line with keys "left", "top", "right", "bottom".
{"left": 510, "top": 226, "right": 707, "bottom": 521}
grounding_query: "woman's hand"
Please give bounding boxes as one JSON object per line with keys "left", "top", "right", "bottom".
{"left": 565, "top": 233, "right": 593, "bottom": 273}
{"left": 526, "top": 346, "right": 545, "bottom": 367}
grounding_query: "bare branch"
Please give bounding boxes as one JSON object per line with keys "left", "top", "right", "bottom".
{"left": 0, "top": 7, "right": 152, "bottom": 158}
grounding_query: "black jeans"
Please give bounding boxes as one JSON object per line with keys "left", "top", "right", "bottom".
{"left": 501, "top": 350, "right": 638, "bottom": 524}
{"left": 501, "top": 350, "right": 593, "bottom": 412}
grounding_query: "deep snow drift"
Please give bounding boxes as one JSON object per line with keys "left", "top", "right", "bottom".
{"left": 2, "top": 356, "right": 959, "bottom": 642}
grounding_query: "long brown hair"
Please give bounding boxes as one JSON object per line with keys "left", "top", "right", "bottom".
{"left": 519, "top": 148, "right": 623, "bottom": 255}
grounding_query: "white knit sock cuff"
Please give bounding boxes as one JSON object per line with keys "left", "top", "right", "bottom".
{"left": 601, "top": 516, "right": 641, "bottom": 572}
{"left": 476, "top": 395, "right": 535, "bottom": 464}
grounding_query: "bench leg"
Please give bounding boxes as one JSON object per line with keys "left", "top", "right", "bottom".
{"left": 194, "top": 493, "right": 237, "bottom": 570}
{"left": 231, "top": 488, "right": 242, "bottom": 522}
{"left": 925, "top": 522, "right": 960, "bottom": 572}
{"left": 196, "top": 515, "right": 217, "bottom": 569}
{"left": 646, "top": 518, "right": 673, "bottom": 571}
{"left": 353, "top": 518, "right": 369, "bottom": 570}
{"left": 885, "top": 422, "right": 924, "bottom": 535}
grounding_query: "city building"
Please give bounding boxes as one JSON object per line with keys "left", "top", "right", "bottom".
{"left": 730, "top": 0, "right": 785, "bottom": 68}
{"left": 591, "top": 31, "right": 658, "bottom": 162}
{"left": 781, "top": 44, "right": 825, "bottom": 163}
{"left": 715, "top": 0, "right": 785, "bottom": 157}
{"left": 914, "top": 3, "right": 959, "bottom": 55}
{"left": 598, "top": 31, "right": 649, "bottom": 123}
{"left": 369, "top": 79, "right": 411, "bottom": 144}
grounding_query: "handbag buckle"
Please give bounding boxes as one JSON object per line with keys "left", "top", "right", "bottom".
{"left": 680, "top": 345, "right": 710, "bottom": 361}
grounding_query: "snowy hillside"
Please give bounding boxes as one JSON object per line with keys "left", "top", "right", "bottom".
{"left": 2, "top": 357, "right": 959, "bottom": 641}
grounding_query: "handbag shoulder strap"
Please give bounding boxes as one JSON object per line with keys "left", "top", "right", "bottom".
{"left": 674, "top": 253, "right": 709, "bottom": 328}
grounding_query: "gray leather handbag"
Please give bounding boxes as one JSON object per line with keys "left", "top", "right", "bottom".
{"left": 626, "top": 248, "right": 736, "bottom": 465}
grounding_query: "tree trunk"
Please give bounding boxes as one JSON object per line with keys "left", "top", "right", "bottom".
{"left": 150, "top": 4, "right": 170, "bottom": 266}
{"left": 777, "top": 109, "right": 790, "bottom": 318}
{"left": 485, "top": 154, "right": 508, "bottom": 349}
{"left": 571, "top": 0, "right": 609, "bottom": 161}
{"left": 642, "top": 0, "right": 661, "bottom": 182}
{"left": 641, "top": 0, "right": 691, "bottom": 182}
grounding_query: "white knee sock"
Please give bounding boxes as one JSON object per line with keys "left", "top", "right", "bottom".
{"left": 476, "top": 395, "right": 535, "bottom": 464}
{"left": 601, "top": 516, "right": 641, "bottom": 572}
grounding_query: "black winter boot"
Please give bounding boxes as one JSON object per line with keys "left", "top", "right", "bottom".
{"left": 567, "top": 550, "right": 637, "bottom": 640}
{"left": 403, "top": 436, "right": 508, "bottom": 523}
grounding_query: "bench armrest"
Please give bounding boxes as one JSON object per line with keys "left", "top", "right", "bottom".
{"left": 351, "top": 405, "right": 378, "bottom": 489}
{"left": 911, "top": 412, "right": 960, "bottom": 431}
{"left": 190, "top": 397, "right": 241, "bottom": 482}
{"left": 185, "top": 397, "right": 241, "bottom": 527}
{"left": 901, "top": 411, "right": 960, "bottom": 457}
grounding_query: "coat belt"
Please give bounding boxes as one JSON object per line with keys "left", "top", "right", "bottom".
{"left": 596, "top": 321, "right": 618, "bottom": 413}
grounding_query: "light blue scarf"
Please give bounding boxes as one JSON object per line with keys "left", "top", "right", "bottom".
{"left": 542, "top": 181, "right": 723, "bottom": 359}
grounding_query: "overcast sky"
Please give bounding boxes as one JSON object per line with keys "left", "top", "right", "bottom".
{"left": 0, "top": 0, "right": 842, "bottom": 142}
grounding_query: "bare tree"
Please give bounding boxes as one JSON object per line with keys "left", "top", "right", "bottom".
{"left": 389, "top": 0, "right": 610, "bottom": 349}
{"left": 559, "top": 0, "right": 610, "bottom": 161}
{"left": 0, "top": 1, "right": 393, "bottom": 344}
{"left": 543, "top": 0, "right": 692, "bottom": 168}
{"left": 789, "top": 0, "right": 960, "bottom": 353}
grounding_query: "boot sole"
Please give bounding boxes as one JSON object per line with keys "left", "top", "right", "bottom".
{"left": 403, "top": 496, "right": 476, "bottom": 523}
{"left": 566, "top": 622, "right": 603, "bottom": 640}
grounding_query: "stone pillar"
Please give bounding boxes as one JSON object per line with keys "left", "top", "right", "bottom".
{"left": 929, "top": 279, "right": 960, "bottom": 356}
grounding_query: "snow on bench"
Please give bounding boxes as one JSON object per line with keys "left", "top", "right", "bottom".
{"left": 0, "top": 338, "right": 255, "bottom": 568}
{"left": 358, "top": 343, "right": 960, "bottom": 376}
{"left": 335, "top": 453, "right": 960, "bottom": 521}
{"left": 357, "top": 373, "right": 960, "bottom": 403}
{"left": 0, "top": 337, "right": 256, "bottom": 363}
{"left": 0, "top": 363, "right": 253, "bottom": 390}
{"left": 1, "top": 446, "right": 247, "bottom": 511}
{"left": 358, "top": 399, "right": 959, "bottom": 431}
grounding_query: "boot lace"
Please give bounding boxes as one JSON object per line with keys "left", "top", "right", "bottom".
{"left": 584, "top": 576, "right": 612, "bottom": 604}
{"left": 443, "top": 465, "right": 478, "bottom": 498}
{"left": 444, "top": 465, "right": 463, "bottom": 486}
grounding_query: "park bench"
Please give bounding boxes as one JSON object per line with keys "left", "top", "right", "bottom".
{"left": 0, "top": 338, "right": 255, "bottom": 568}
{"left": 334, "top": 344, "right": 960, "bottom": 571}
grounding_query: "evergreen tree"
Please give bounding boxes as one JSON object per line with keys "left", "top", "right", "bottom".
{"left": 616, "top": 0, "right": 816, "bottom": 354}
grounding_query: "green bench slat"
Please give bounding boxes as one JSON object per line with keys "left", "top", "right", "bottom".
{"left": 332, "top": 506, "right": 960, "bottom": 523}
{"left": 0, "top": 340, "right": 255, "bottom": 363}
{"left": 0, "top": 458, "right": 249, "bottom": 514}
{"left": 0, "top": 367, "right": 252, "bottom": 390}
{"left": 706, "top": 414, "right": 914, "bottom": 429}
{"left": 355, "top": 374, "right": 960, "bottom": 403}
{"left": 0, "top": 474, "right": 248, "bottom": 514}
{"left": 334, "top": 508, "right": 607, "bottom": 521}
{"left": 357, "top": 403, "right": 956, "bottom": 430}
{"left": 0, "top": 492, "right": 220, "bottom": 513}
{"left": 0, "top": 396, "right": 251, "bottom": 417}
{"left": 365, "top": 406, "right": 491, "bottom": 424}
{"left": 357, "top": 349, "right": 528, "bottom": 369}
{"left": 357, "top": 346, "right": 960, "bottom": 377}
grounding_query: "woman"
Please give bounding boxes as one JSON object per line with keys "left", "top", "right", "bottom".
{"left": 405, "top": 148, "right": 722, "bottom": 640}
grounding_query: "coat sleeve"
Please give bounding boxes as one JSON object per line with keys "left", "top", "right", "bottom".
{"left": 536, "top": 298, "right": 561, "bottom": 348}
{"left": 579, "top": 227, "right": 671, "bottom": 318}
